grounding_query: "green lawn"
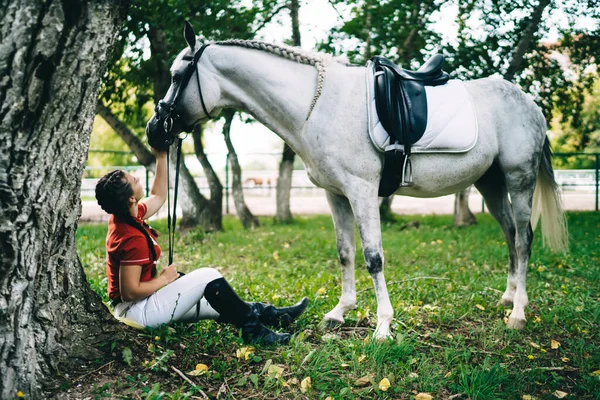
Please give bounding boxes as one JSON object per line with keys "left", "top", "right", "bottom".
{"left": 75, "top": 212, "right": 600, "bottom": 399}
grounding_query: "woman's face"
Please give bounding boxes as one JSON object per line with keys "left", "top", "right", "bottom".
{"left": 123, "top": 172, "right": 144, "bottom": 202}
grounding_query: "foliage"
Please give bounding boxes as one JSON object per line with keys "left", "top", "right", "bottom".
{"left": 75, "top": 213, "right": 600, "bottom": 398}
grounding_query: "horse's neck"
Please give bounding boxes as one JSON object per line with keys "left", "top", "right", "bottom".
{"left": 210, "top": 45, "right": 319, "bottom": 150}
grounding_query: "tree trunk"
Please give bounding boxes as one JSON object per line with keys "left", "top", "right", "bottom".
{"left": 222, "top": 110, "right": 259, "bottom": 229}
{"left": 0, "top": 2, "right": 127, "bottom": 398}
{"left": 275, "top": 0, "right": 302, "bottom": 224}
{"left": 453, "top": 186, "right": 477, "bottom": 227}
{"left": 96, "top": 102, "right": 155, "bottom": 167}
{"left": 192, "top": 124, "right": 223, "bottom": 231}
{"left": 276, "top": 143, "right": 295, "bottom": 223}
{"left": 96, "top": 102, "right": 205, "bottom": 229}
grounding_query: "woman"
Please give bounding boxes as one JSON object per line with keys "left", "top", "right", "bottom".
{"left": 95, "top": 149, "right": 307, "bottom": 345}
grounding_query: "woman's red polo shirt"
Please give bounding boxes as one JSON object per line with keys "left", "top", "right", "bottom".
{"left": 105, "top": 203, "right": 161, "bottom": 301}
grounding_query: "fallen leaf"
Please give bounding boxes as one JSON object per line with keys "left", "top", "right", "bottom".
{"left": 533, "top": 316, "right": 541, "bottom": 323}
{"left": 415, "top": 393, "right": 433, "bottom": 400}
{"left": 187, "top": 363, "right": 209, "bottom": 376}
{"left": 529, "top": 342, "right": 541, "bottom": 349}
{"left": 354, "top": 375, "right": 371, "bottom": 386}
{"left": 317, "top": 287, "right": 327, "bottom": 295}
{"left": 16, "top": 392, "right": 24, "bottom": 398}
{"left": 272, "top": 251, "right": 279, "bottom": 260}
{"left": 561, "top": 357, "right": 570, "bottom": 363}
{"left": 358, "top": 354, "right": 367, "bottom": 363}
{"left": 236, "top": 346, "right": 255, "bottom": 360}
{"left": 379, "top": 377, "right": 391, "bottom": 391}
{"left": 341, "top": 363, "right": 350, "bottom": 368}
{"left": 300, "top": 376, "right": 312, "bottom": 393}
{"left": 590, "top": 369, "right": 600, "bottom": 376}
{"left": 475, "top": 304, "right": 485, "bottom": 311}
{"left": 551, "top": 340, "right": 560, "bottom": 349}
{"left": 408, "top": 372, "right": 419, "bottom": 379}
{"left": 267, "top": 364, "right": 284, "bottom": 378}
{"left": 522, "top": 396, "right": 533, "bottom": 400}
{"left": 281, "top": 380, "right": 290, "bottom": 388}
{"left": 553, "top": 390, "right": 568, "bottom": 398}
{"left": 527, "top": 355, "right": 535, "bottom": 360}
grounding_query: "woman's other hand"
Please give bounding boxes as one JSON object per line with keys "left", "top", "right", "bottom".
{"left": 160, "top": 264, "right": 179, "bottom": 285}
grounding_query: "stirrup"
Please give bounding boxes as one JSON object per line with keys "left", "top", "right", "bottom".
{"left": 399, "top": 154, "right": 414, "bottom": 187}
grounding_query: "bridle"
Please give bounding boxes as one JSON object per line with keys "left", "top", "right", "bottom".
{"left": 152, "top": 43, "right": 214, "bottom": 265}
{"left": 153, "top": 43, "right": 214, "bottom": 148}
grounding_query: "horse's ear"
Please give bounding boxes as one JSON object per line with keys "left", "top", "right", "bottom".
{"left": 184, "top": 21, "right": 196, "bottom": 50}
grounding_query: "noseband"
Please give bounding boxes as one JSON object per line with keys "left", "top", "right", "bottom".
{"left": 155, "top": 43, "right": 213, "bottom": 142}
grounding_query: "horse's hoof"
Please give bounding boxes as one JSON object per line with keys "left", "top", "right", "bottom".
{"left": 321, "top": 318, "right": 343, "bottom": 330}
{"left": 506, "top": 316, "right": 526, "bottom": 330}
{"left": 500, "top": 297, "right": 514, "bottom": 307}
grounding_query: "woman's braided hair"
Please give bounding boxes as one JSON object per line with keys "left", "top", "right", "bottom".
{"left": 95, "top": 170, "right": 158, "bottom": 276}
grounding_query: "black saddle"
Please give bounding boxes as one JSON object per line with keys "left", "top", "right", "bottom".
{"left": 371, "top": 54, "right": 449, "bottom": 196}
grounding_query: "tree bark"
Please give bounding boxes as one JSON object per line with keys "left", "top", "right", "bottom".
{"left": 192, "top": 124, "right": 223, "bottom": 231}
{"left": 276, "top": 143, "right": 295, "bottom": 223}
{"left": 275, "top": 0, "right": 302, "bottom": 224}
{"left": 453, "top": 186, "right": 477, "bottom": 227}
{"left": 222, "top": 110, "right": 259, "bottom": 229}
{"left": 0, "top": 2, "right": 127, "bottom": 398}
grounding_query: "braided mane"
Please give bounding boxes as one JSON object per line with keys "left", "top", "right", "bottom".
{"left": 214, "top": 39, "right": 330, "bottom": 119}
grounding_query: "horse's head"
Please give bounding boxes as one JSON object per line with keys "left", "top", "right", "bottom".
{"left": 146, "top": 22, "right": 218, "bottom": 151}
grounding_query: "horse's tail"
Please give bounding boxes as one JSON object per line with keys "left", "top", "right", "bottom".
{"left": 531, "top": 136, "right": 568, "bottom": 252}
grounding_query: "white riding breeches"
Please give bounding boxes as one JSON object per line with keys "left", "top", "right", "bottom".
{"left": 113, "top": 267, "right": 222, "bottom": 328}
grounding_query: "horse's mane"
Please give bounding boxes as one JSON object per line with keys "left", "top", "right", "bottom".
{"left": 214, "top": 39, "right": 334, "bottom": 119}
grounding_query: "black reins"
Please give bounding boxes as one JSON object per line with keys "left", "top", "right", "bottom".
{"left": 158, "top": 43, "right": 213, "bottom": 265}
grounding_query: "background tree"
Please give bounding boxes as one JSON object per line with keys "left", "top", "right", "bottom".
{"left": 0, "top": 1, "right": 128, "bottom": 397}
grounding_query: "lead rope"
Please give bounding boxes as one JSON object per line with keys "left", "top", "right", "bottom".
{"left": 167, "top": 138, "right": 184, "bottom": 265}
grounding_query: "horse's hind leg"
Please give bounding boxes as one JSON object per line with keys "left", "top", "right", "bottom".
{"left": 474, "top": 164, "right": 518, "bottom": 307}
{"left": 504, "top": 167, "right": 538, "bottom": 329}
{"left": 323, "top": 191, "right": 357, "bottom": 327}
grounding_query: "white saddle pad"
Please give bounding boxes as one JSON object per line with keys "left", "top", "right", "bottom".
{"left": 365, "top": 60, "right": 478, "bottom": 153}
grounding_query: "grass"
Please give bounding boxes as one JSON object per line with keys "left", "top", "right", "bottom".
{"left": 73, "top": 212, "right": 600, "bottom": 399}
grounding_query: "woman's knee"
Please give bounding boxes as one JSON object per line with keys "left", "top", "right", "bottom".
{"left": 187, "top": 267, "right": 223, "bottom": 283}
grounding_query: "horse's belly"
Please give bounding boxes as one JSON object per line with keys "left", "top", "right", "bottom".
{"left": 395, "top": 150, "right": 494, "bottom": 198}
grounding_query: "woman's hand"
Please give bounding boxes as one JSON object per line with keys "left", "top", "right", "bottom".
{"left": 160, "top": 264, "right": 179, "bottom": 285}
{"left": 151, "top": 146, "right": 168, "bottom": 159}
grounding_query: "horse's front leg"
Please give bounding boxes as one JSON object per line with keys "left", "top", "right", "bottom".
{"left": 323, "top": 191, "right": 357, "bottom": 327}
{"left": 349, "top": 189, "right": 393, "bottom": 340}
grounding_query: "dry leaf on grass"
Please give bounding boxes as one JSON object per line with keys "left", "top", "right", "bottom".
{"left": 187, "top": 363, "right": 209, "bottom": 376}
{"left": 553, "top": 390, "right": 568, "bottom": 399}
{"left": 300, "top": 376, "right": 312, "bottom": 393}
{"left": 551, "top": 339, "right": 560, "bottom": 349}
{"left": 354, "top": 375, "right": 371, "bottom": 386}
{"left": 379, "top": 378, "right": 391, "bottom": 391}
{"left": 415, "top": 393, "right": 433, "bottom": 400}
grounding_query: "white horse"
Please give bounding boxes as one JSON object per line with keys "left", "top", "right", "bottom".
{"left": 146, "top": 23, "right": 568, "bottom": 339}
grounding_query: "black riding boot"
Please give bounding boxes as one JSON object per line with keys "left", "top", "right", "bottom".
{"left": 204, "top": 278, "right": 291, "bottom": 345}
{"left": 247, "top": 297, "right": 309, "bottom": 328}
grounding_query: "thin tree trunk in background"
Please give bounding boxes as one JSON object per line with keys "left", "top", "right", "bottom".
{"left": 503, "top": 0, "right": 551, "bottom": 82}
{"left": 222, "top": 110, "right": 259, "bottom": 229}
{"left": 276, "top": 0, "right": 302, "bottom": 223}
{"left": 192, "top": 124, "right": 223, "bottom": 231}
{"left": 0, "top": 2, "right": 127, "bottom": 398}
{"left": 453, "top": 186, "right": 476, "bottom": 227}
{"left": 96, "top": 102, "right": 205, "bottom": 228}
{"left": 96, "top": 103, "right": 155, "bottom": 167}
